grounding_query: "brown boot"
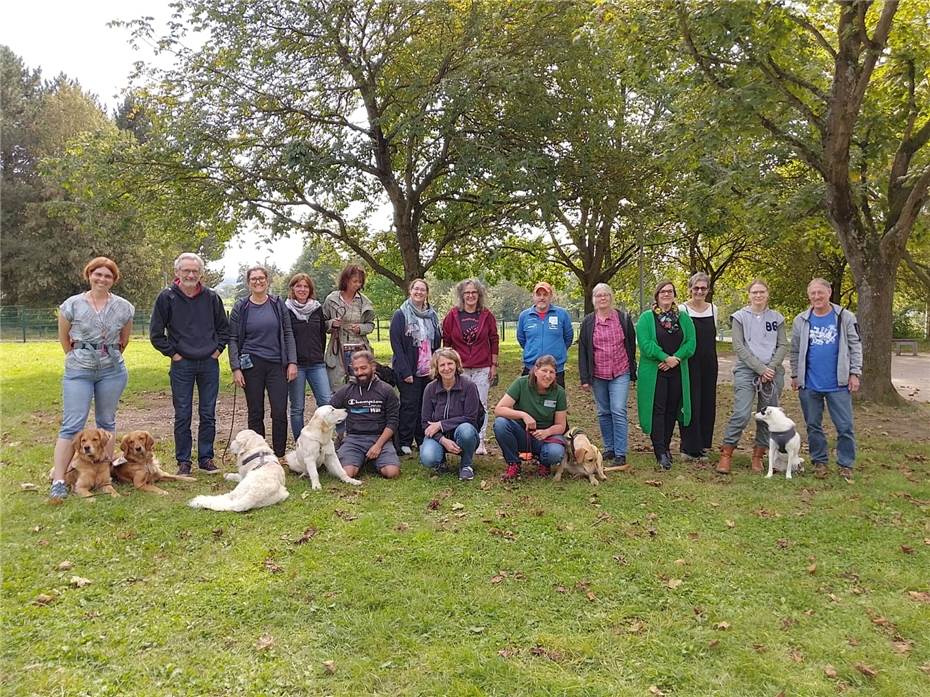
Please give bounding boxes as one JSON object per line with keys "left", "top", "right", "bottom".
{"left": 716, "top": 445, "right": 734, "bottom": 474}
{"left": 751, "top": 446, "right": 766, "bottom": 473}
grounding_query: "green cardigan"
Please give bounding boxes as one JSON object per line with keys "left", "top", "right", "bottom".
{"left": 636, "top": 309, "right": 697, "bottom": 435}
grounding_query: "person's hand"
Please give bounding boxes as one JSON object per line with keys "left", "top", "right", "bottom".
{"left": 440, "top": 436, "right": 461, "bottom": 454}
{"left": 791, "top": 377, "right": 799, "bottom": 391}
{"left": 210, "top": 350, "right": 220, "bottom": 359}
{"left": 581, "top": 383, "right": 590, "bottom": 391}
{"left": 531, "top": 427, "right": 550, "bottom": 441}
{"left": 349, "top": 323, "right": 360, "bottom": 334}
{"left": 286, "top": 364, "right": 298, "bottom": 382}
{"left": 665, "top": 356, "right": 680, "bottom": 369}
{"left": 761, "top": 367, "right": 775, "bottom": 382}
{"left": 658, "top": 361, "right": 669, "bottom": 372}
{"left": 172, "top": 354, "right": 183, "bottom": 362}
{"left": 425, "top": 421, "right": 442, "bottom": 438}
{"left": 331, "top": 318, "right": 342, "bottom": 328}
{"left": 489, "top": 365, "right": 498, "bottom": 380}
{"left": 522, "top": 414, "right": 537, "bottom": 431}
{"left": 233, "top": 369, "right": 246, "bottom": 388}
{"left": 404, "top": 376, "right": 414, "bottom": 384}
{"left": 848, "top": 374, "right": 860, "bottom": 393}
{"left": 365, "top": 442, "right": 383, "bottom": 460}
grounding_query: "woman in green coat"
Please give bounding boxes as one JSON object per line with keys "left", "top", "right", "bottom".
{"left": 636, "top": 280, "right": 696, "bottom": 470}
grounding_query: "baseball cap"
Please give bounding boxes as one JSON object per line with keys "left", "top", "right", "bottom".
{"left": 533, "top": 282, "right": 553, "bottom": 294}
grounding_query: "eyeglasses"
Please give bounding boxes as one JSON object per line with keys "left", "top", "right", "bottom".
{"left": 463, "top": 291, "right": 478, "bottom": 295}
{"left": 658, "top": 289, "right": 675, "bottom": 295}
{"left": 249, "top": 277, "right": 267, "bottom": 283}
{"left": 691, "top": 286, "right": 708, "bottom": 292}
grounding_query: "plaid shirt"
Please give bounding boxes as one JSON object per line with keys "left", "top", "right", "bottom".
{"left": 592, "top": 312, "right": 629, "bottom": 379}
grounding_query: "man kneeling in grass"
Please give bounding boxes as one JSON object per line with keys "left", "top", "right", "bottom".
{"left": 330, "top": 351, "right": 401, "bottom": 479}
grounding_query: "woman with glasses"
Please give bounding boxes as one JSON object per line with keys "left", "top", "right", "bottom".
{"left": 678, "top": 272, "right": 718, "bottom": 461}
{"left": 285, "top": 273, "right": 331, "bottom": 440}
{"left": 636, "top": 280, "right": 696, "bottom": 471}
{"left": 441, "top": 279, "right": 499, "bottom": 455}
{"left": 229, "top": 265, "right": 297, "bottom": 459}
{"left": 322, "top": 264, "right": 375, "bottom": 389}
{"left": 717, "top": 279, "right": 787, "bottom": 474}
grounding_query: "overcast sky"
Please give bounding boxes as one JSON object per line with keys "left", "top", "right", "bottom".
{"left": 2, "top": 0, "right": 303, "bottom": 281}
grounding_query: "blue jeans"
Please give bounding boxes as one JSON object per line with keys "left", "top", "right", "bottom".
{"left": 419, "top": 423, "right": 479, "bottom": 471}
{"left": 493, "top": 417, "right": 565, "bottom": 466}
{"left": 591, "top": 373, "right": 631, "bottom": 456}
{"left": 58, "top": 361, "right": 128, "bottom": 439}
{"left": 288, "top": 363, "right": 332, "bottom": 439}
{"left": 798, "top": 388, "right": 856, "bottom": 468}
{"left": 169, "top": 357, "right": 220, "bottom": 464}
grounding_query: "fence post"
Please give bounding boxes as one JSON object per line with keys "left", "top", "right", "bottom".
{"left": 499, "top": 319, "right": 505, "bottom": 342}
{"left": 376, "top": 320, "right": 381, "bottom": 342}
{"left": 21, "top": 310, "right": 26, "bottom": 343}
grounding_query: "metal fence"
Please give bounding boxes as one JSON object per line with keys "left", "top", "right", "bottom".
{"left": 0, "top": 306, "right": 526, "bottom": 343}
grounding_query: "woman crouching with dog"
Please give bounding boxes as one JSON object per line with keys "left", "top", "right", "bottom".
{"left": 50, "top": 257, "right": 135, "bottom": 501}
{"left": 419, "top": 348, "right": 483, "bottom": 481}
{"left": 636, "top": 280, "right": 696, "bottom": 471}
{"left": 493, "top": 354, "right": 567, "bottom": 480}
{"left": 716, "top": 279, "right": 787, "bottom": 474}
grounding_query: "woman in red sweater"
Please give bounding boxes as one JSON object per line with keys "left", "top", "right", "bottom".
{"left": 441, "top": 279, "right": 499, "bottom": 455}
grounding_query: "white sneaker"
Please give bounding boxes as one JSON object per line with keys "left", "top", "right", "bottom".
{"left": 400, "top": 446, "right": 413, "bottom": 456}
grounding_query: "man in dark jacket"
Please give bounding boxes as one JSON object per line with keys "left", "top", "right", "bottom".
{"left": 330, "top": 351, "right": 401, "bottom": 479}
{"left": 150, "top": 253, "right": 229, "bottom": 475}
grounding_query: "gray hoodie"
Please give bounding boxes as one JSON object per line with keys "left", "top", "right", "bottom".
{"left": 790, "top": 303, "right": 862, "bottom": 389}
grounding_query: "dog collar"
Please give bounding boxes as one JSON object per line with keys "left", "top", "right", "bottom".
{"left": 240, "top": 451, "right": 268, "bottom": 469}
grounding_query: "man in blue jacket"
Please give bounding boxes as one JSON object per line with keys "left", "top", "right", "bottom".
{"left": 516, "top": 282, "right": 574, "bottom": 386}
{"left": 150, "top": 253, "right": 229, "bottom": 475}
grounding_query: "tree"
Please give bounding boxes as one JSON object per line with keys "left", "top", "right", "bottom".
{"left": 120, "top": 0, "right": 546, "bottom": 291}
{"left": 677, "top": 0, "right": 930, "bottom": 403}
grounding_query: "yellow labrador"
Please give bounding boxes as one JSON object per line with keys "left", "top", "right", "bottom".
{"left": 553, "top": 428, "right": 607, "bottom": 486}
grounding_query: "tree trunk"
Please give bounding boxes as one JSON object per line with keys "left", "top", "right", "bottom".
{"left": 850, "top": 262, "right": 903, "bottom": 405}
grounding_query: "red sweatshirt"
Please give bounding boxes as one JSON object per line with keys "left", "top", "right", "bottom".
{"left": 441, "top": 307, "right": 499, "bottom": 369}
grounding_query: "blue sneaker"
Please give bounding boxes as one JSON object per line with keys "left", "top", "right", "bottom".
{"left": 458, "top": 465, "right": 475, "bottom": 481}
{"left": 49, "top": 480, "right": 68, "bottom": 501}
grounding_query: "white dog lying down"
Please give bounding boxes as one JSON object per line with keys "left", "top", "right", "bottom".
{"left": 189, "top": 429, "right": 288, "bottom": 512}
{"left": 285, "top": 405, "right": 362, "bottom": 490}
{"left": 754, "top": 406, "right": 804, "bottom": 480}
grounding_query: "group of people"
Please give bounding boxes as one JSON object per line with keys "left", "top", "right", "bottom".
{"left": 48, "top": 254, "right": 862, "bottom": 501}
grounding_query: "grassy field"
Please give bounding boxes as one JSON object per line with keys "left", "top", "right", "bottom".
{"left": 1, "top": 341, "right": 928, "bottom": 696}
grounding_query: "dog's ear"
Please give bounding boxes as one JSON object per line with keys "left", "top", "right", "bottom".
{"left": 70, "top": 432, "right": 83, "bottom": 455}
{"left": 97, "top": 429, "right": 112, "bottom": 447}
{"left": 120, "top": 433, "right": 131, "bottom": 455}
{"left": 144, "top": 432, "right": 155, "bottom": 450}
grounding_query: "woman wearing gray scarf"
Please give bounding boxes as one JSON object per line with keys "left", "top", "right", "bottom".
{"left": 285, "top": 273, "right": 331, "bottom": 440}
{"left": 389, "top": 278, "right": 441, "bottom": 455}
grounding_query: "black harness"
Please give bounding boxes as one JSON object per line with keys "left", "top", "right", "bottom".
{"left": 770, "top": 427, "right": 797, "bottom": 454}
{"left": 240, "top": 451, "right": 270, "bottom": 471}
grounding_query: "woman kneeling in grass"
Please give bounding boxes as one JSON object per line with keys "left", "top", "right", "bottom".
{"left": 493, "top": 354, "right": 567, "bottom": 480}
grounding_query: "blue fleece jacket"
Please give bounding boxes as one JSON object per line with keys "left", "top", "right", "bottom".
{"left": 516, "top": 304, "right": 574, "bottom": 371}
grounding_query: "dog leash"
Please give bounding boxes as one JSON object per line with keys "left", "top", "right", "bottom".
{"left": 221, "top": 382, "right": 239, "bottom": 466}
{"left": 753, "top": 375, "right": 776, "bottom": 401}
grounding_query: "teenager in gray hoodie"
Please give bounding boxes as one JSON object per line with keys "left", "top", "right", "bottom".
{"left": 717, "top": 279, "right": 788, "bottom": 474}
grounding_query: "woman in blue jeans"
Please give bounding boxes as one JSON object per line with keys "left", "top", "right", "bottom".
{"left": 50, "top": 257, "right": 135, "bottom": 501}
{"left": 419, "top": 348, "right": 482, "bottom": 481}
{"left": 578, "top": 283, "right": 636, "bottom": 469}
{"left": 285, "top": 273, "right": 332, "bottom": 439}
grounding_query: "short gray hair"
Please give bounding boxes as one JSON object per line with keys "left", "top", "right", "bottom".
{"left": 591, "top": 283, "right": 614, "bottom": 303}
{"left": 174, "top": 252, "right": 205, "bottom": 274}
{"left": 688, "top": 272, "right": 710, "bottom": 289}
{"left": 807, "top": 277, "right": 831, "bottom": 293}
{"left": 455, "top": 278, "right": 487, "bottom": 310}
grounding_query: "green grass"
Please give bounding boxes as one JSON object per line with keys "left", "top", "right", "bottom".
{"left": 2, "top": 342, "right": 929, "bottom": 696}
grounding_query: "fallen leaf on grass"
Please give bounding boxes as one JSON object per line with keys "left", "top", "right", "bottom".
{"left": 394, "top": 522, "right": 410, "bottom": 532}
{"left": 906, "top": 591, "right": 930, "bottom": 603}
{"left": 788, "top": 648, "right": 803, "bottom": 663}
{"left": 776, "top": 538, "right": 790, "bottom": 549}
{"left": 724, "top": 519, "right": 736, "bottom": 529}
{"left": 31, "top": 526, "right": 42, "bottom": 533}
{"left": 666, "top": 578, "right": 683, "bottom": 589}
{"left": 687, "top": 532, "right": 699, "bottom": 540}
{"left": 920, "top": 663, "right": 930, "bottom": 675}
{"left": 468, "top": 626, "right": 485, "bottom": 634}
{"left": 36, "top": 539, "right": 49, "bottom": 546}
{"left": 322, "top": 660, "right": 336, "bottom": 674}
{"left": 824, "top": 665, "right": 838, "bottom": 679}
{"left": 301, "top": 490, "right": 310, "bottom": 500}
{"left": 891, "top": 640, "right": 912, "bottom": 654}
{"left": 855, "top": 663, "right": 877, "bottom": 678}
{"left": 752, "top": 643, "right": 767, "bottom": 653}
{"left": 715, "top": 622, "right": 731, "bottom": 630}
{"left": 674, "top": 558, "right": 686, "bottom": 565}
{"left": 20, "top": 483, "right": 38, "bottom": 491}
{"left": 451, "top": 502, "right": 465, "bottom": 511}
{"left": 488, "top": 527, "right": 515, "bottom": 540}
{"left": 33, "top": 593, "right": 55, "bottom": 606}
{"left": 900, "top": 545, "right": 914, "bottom": 554}
{"left": 69, "top": 576, "right": 92, "bottom": 588}
{"left": 255, "top": 634, "right": 274, "bottom": 651}
{"left": 648, "top": 686, "right": 665, "bottom": 696}
{"left": 807, "top": 563, "right": 817, "bottom": 575}
{"left": 57, "top": 560, "right": 73, "bottom": 571}
{"left": 294, "top": 527, "right": 318, "bottom": 544}
{"left": 613, "top": 554, "right": 627, "bottom": 565}
{"left": 871, "top": 616, "right": 891, "bottom": 627}
{"left": 626, "top": 620, "right": 646, "bottom": 634}
{"left": 479, "top": 480, "right": 490, "bottom": 491}
{"left": 490, "top": 574, "right": 506, "bottom": 585}
{"left": 263, "top": 559, "right": 283, "bottom": 574}
{"left": 644, "top": 479, "right": 663, "bottom": 487}
{"left": 847, "top": 637, "right": 860, "bottom": 646}
{"left": 924, "top": 538, "right": 930, "bottom": 546}
{"left": 427, "top": 499, "right": 440, "bottom": 510}
{"left": 555, "top": 585, "right": 569, "bottom": 593}
{"left": 529, "top": 646, "right": 562, "bottom": 661}
{"left": 497, "top": 647, "right": 518, "bottom": 658}
{"left": 707, "top": 639, "right": 719, "bottom": 648}
{"left": 586, "top": 591, "right": 597, "bottom": 602}
{"left": 333, "top": 509, "right": 358, "bottom": 521}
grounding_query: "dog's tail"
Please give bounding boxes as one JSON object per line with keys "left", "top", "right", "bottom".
{"left": 283, "top": 450, "right": 303, "bottom": 475}
{"left": 188, "top": 493, "right": 246, "bottom": 512}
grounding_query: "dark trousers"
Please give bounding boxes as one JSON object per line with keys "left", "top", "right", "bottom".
{"left": 242, "top": 355, "right": 288, "bottom": 456}
{"left": 651, "top": 371, "right": 682, "bottom": 457}
{"left": 397, "top": 375, "right": 428, "bottom": 448}
{"left": 520, "top": 367, "right": 566, "bottom": 387}
{"left": 680, "top": 355, "right": 717, "bottom": 455}
{"left": 169, "top": 357, "right": 220, "bottom": 464}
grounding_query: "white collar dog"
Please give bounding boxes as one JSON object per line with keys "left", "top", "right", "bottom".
{"left": 285, "top": 405, "right": 361, "bottom": 490}
{"left": 188, "top": 429, "right": 289, "bottom": 511}
{"left": 754, "top": 406, "right": 803, "bottom": 479}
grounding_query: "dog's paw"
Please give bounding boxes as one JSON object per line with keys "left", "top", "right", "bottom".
{"left": 311, "top": 482, "right": 322, "bottom": 491}
{"left": 347, "top": 478, "right": 362, "bottom": 486}
{"left": 223, "top": 473, "right": 238, "bottom": 482}
{"left": 765, "top": 472, "right": 773, "bottom": 478}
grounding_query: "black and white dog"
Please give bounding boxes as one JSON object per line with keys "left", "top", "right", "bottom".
{"left": 754, "top": 406, "right": 803, "bottom": 479}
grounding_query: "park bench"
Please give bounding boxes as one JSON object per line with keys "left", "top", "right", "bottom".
{"left": 892, "top": 338, "right": 918, "bottom": 356}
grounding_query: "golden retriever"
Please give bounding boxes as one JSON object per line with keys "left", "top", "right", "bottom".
{"left": 553, "top": 428, "right": 607, "bottom": 486}
{"left": 59, "top": 428, "right": 119, "bottom": 498}
{"left": 285, "top": 405, "right": 361, "bottom": 490}
{"left": 112, "top": 430, "right": 197, "bottom": 495}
